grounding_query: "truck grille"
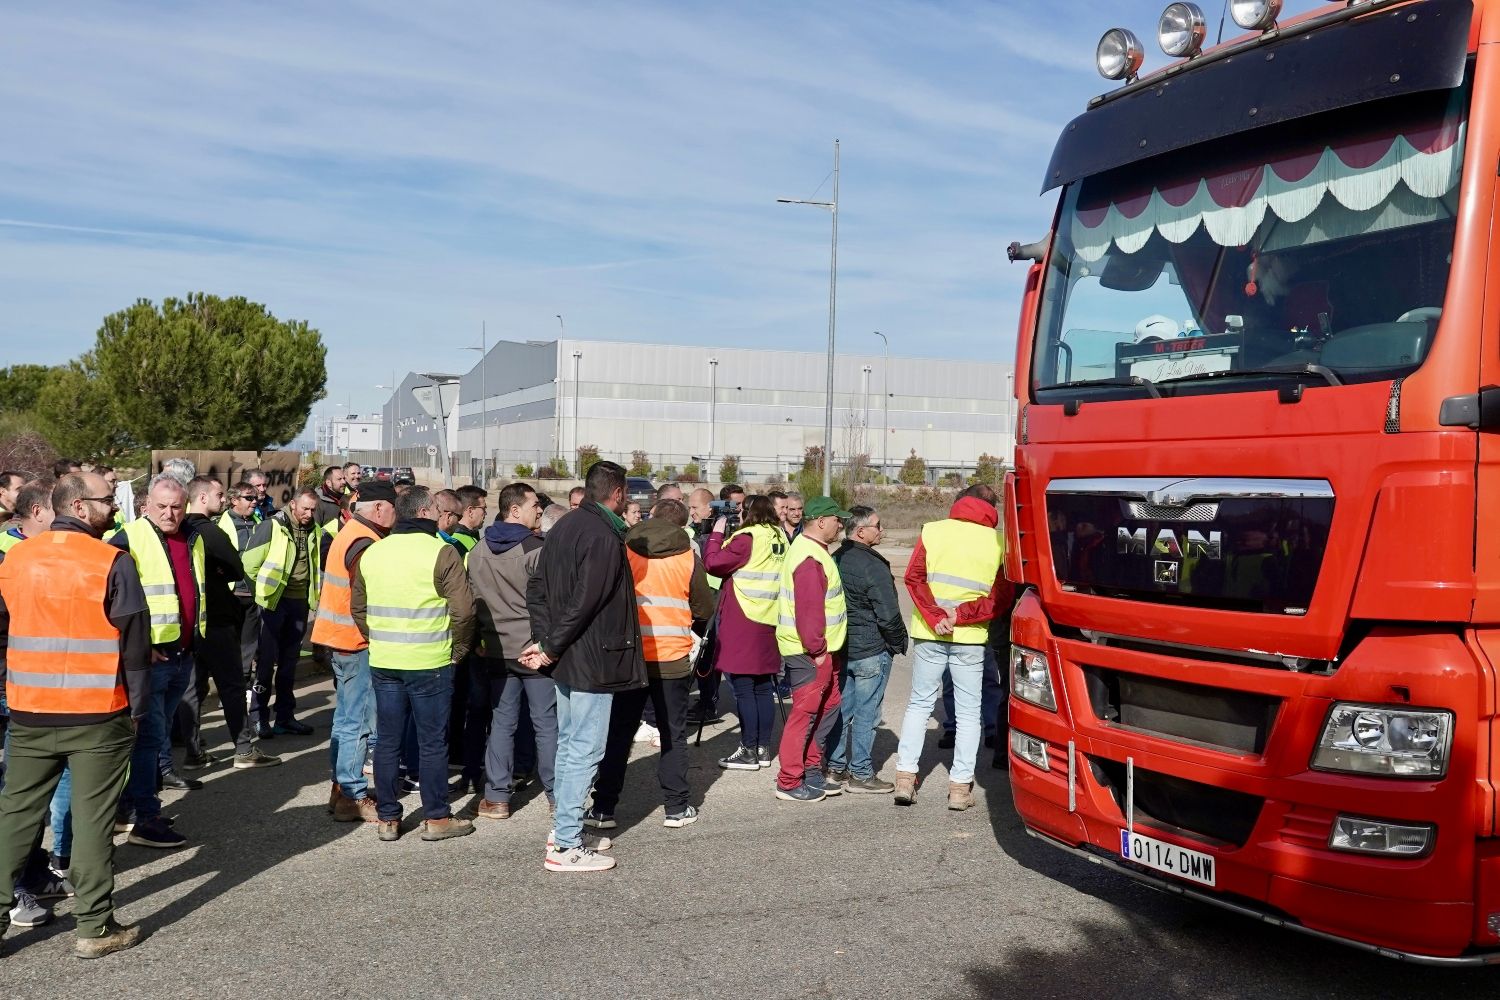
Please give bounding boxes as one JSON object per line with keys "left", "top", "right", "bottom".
{"left": 1089, "top": 757, "right": 1264, "bottom": 848}
{"left": 1081, "top": 666, "right": 1280, "bottom": 755}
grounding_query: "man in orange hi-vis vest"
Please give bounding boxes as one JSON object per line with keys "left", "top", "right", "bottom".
{"left": 0, "top": 473, "right": 152, "bottom": 960}
{"left": 585, "top": 498, "right": 715, "bottom": 831}
{"left": 310, "top": 480, "right": 397, "bottom": 823}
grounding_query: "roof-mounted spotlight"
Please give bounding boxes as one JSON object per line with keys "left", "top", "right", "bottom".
{"left": 1096, "top": 27, "right": 1145, "bottom": 82}
{"left": 1158, "top": 2, "right": 1207, "bottom": 57}
{"left": 1229, "top": 0, "right": 1282, "bottom": 31}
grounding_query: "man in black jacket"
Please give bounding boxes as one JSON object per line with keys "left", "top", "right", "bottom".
{"left": 824, "top": 505, "right": 908, "bottom": 793}
{"left": 524, "top": 461, "right": 644, "bottom": 873}
{"left": 180, "top": 476, "right": 280, "bottom": 771}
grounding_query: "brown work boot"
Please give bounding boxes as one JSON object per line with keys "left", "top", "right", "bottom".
{"left": 334, "top": 794, "right": 378, "bottom": 823}
{"left": 893, "top": 770, "right": 919, "bottom": 806}
{"left": 74, "top": 920, "right": 144, "bottom": 960}
{"left": 475, "top": 798, "right": 511, "bottom": 820}
{"left": 421, "top": 816, "right": 476, "bottom": 841}
{"left": 377, "top": 819, "right": 402, "bottom": 842}
{"left": 327, "top": 782, "right": 340, "bottom": 815}
{"left": 947, "top": 780, "right": 975, "bottom": 811}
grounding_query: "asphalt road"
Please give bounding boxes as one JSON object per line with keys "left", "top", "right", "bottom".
{"left": 6, "top": 547, "right": 1500, "bottom": 997}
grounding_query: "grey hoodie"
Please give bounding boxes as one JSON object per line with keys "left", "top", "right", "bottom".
{"left": 468, "top": 520, "right": 544, "bottom": 662}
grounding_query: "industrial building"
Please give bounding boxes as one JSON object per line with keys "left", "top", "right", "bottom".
{"left": 366, "top": 338, "right": 1014, "bottom": 484}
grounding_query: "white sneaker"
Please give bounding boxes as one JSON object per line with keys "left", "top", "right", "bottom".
{"left": 545, "top": 845, "right": 617, "bottom": 872}
{"left": 633, "top": 721, "right": 659, "bottom": 744}
{"left": 547, "top": 829, "right": 614, "bottom": 852}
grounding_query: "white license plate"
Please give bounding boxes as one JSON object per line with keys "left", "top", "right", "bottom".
{"left": 1120, "top": 830, "right": 1216, "bottom": 887}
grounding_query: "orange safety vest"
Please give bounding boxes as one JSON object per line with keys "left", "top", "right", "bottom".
{"left": 627, "top": 547, "right": 695, "bottom": 662}
{"left": 0, "top": 531, "right": 128, "bottom": 715}
{"left": 310, "top": 517, "right": 382, "bottom": 652}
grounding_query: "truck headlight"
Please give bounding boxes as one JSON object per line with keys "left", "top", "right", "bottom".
{"left": 1328, "top": 815, "right": 1434, "bottom": 857}
{"left": 1011, "top": 645, "right": 1057, "bottom": 711}
{"left": 1229, "top": 0, "right": 1281, "bottom": 31}
{"left": 1311, "top": 703, "right": 1453, "bottom": 778}
{"left": 1096, "top": 28, "right": 1144, "bottom": 81}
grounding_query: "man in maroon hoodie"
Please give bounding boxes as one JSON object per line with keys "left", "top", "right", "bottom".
{"left": 892, "top": 495, "right": 1006, "bottom": 809}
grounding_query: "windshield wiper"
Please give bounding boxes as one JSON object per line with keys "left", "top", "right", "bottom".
{"left": 1045, "top": 375, "right": 1161, "bottom": 398}
{"left": 1155, "top": 363, "right": 1343, "bottom": 388}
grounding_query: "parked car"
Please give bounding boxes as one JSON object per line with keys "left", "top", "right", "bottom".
{"left": 626, "top": 476, "right": 656, "bottom": 507}
{"left": 393, "top": 467, "right": 416, "bottom": 486}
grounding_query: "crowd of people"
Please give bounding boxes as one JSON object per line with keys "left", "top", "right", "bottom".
{"left": 0, "top": 454, "right": 1012, "bottom": 954}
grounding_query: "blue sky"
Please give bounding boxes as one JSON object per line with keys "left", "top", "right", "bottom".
{"left": 0, "top": 0, "right": 1190, "bottom": 425}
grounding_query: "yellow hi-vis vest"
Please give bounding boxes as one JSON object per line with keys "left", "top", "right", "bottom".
{"left": 121, "top": 519, "right": 207, "bottom": 645}
{"left": 252, "top": 516, "right": 323, "bottom": 611}
{"left": 0, "top": 530, "right": 24, "bottom": 554}
{"left": 730, "top": 523, "right": 786, "bottom": 626}
{"left": 909, "top": 518, "right": 1003, "bottom": 645}
{"left": 360, "top": 532, "right": 453, "bottom": 670}
{"left": 775, "top": 534, "right": 846, "bottom": 656}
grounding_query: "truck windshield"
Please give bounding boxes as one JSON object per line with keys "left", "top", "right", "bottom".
{"left": 1032, "top": 79, "right": 1469, "bottom": 398}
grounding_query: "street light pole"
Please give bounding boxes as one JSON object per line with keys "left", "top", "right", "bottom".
{"left": 778, "top": 137, "right": 840, "bottom": 497}
{"left": 555, "top": 315, "right": 566, "bottom": 465}
{"left": 571, "top": 349, "right": 583, "bottom": 464}
{"left": 375, "top": 382, "right": 394, "bottom": 469}
{"left": 708, "top": 357, "right": 719, "bottom": 469}
{"left": 874, "top": 331, "right": 890, "bottom": 481}
{"left": 461, "top": 322, "right": 488, "bottom": 486}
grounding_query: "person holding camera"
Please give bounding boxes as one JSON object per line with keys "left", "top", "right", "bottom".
{"left": 703, "top": 495, "right": 786, "bottom": 770}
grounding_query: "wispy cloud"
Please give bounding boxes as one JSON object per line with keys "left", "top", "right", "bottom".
{"left": 0, "top": 0, "right": 1173, "bottom": 414}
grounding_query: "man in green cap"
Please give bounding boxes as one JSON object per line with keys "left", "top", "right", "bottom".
{"left": 771, "top": 495, "right": 851, "bottom": 802}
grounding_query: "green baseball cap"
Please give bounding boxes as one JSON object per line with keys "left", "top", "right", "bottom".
{"left": 804, "top": 496, "right": 852, "bottom": 521}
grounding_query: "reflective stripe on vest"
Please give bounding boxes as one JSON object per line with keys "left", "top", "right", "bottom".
{"left": 0, "top": 531, "right": 128, "bottom": 715}
{"left": 121, "top": 519, "right": 206, "bottom": 644}
{"left": 360, "top": 532, "right": 452, "bottom": 669}
{"left": 253, "top": 517, "right": 322, "bottom": 611}
{"left": 310, "top": 518, "right": 382, "bottom": 652}
{"left": 729, "top": 523, "right": 787, "bottom": 626}
{"left": 774, "top": 534, "right": 847, "bottom": 656}
{"left": 909, "top": 518, "right": 1003, "bottom": 645}
{"left": 628, "top": 547, "right": 695, "bottom": 662}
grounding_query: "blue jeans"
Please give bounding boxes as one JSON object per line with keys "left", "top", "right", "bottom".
{"left": 480, "top": 661, "right": 557, "bottom": 804}
{"left": 729, "top": 673, "right": 777, "bottom": 750}
{"left": 942, "top": 644, "right": 1004, "bottom": 735}
{"left": 551, "top": 682, "right": 613, "bottom": 850}
{"left": 372, "top": 666, "right": 453, "bottom": 822}
{"left": 122, "top": 651, "right": 194, "bottom": 821}
{"left": 897, "top": 641, "right": 984, "bottom": 783}
{"left": 49, "top": 765, "right": 72, "bottom": 859}
{"left": 329, "top": 649, "right": 375, "bottom": 800}
{"left": 823, "top": 651, "right": 893, "bottom": 779}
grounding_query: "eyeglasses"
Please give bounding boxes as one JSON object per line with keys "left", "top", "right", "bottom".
{"left": 79, "top": 495, "right": 119, "bottom": 508}
{"left": 234, "top": 494, "right": 256, "bottom": 501}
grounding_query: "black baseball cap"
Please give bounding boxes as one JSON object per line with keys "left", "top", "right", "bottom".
{"left": 356, "top": 481, "right": 398, "bottom": 503}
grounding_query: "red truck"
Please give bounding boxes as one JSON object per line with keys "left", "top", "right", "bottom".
{"left": 1005, "top": 0, "right": 1500, "bottom": 965}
